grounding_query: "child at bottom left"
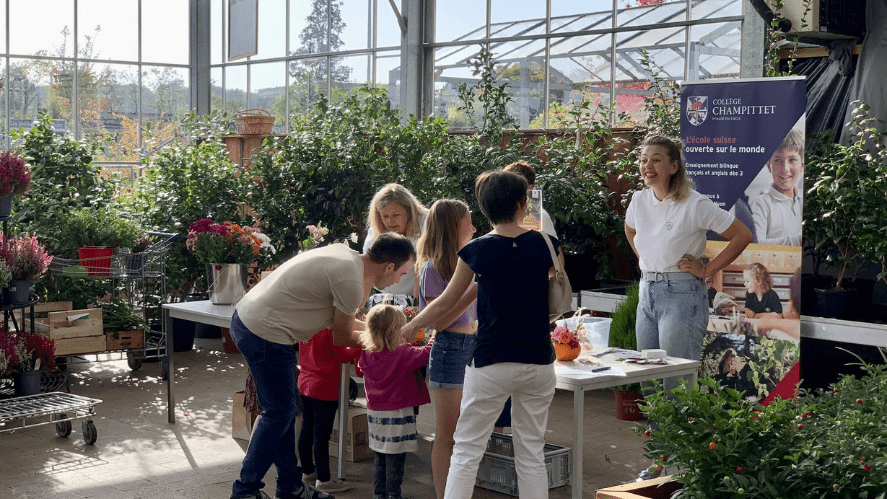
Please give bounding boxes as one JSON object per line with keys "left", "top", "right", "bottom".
{"left": 358, "top": 304, "right": 433, "bottom": 499}
{"left": 298, "top": 327, "right": 362, "bottom": 493}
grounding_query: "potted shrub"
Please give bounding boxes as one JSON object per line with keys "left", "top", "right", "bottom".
{"left": 0, "top": 150, "right": 31, "bottom": 217}
{"left": 0, "top": 234, "right": 53, "bottom": 306}
{"left": 607, "top": 282, "right": 643, "bottom": 420}
{"left": 61, "top": 207, "right": 143, "bottom": 276}
{"left": 633, "top": 360, "right": 887, "bottom": 498}
{"left": 806, "top": 101, "right": 885, "bottom": 319}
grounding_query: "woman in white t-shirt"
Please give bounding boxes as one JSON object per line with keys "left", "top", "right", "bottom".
{"left": 625, "top": 135, "right": 752, "bottom": 391}
{"left": 363, "top": 183, "right": 428, "bottom": 307}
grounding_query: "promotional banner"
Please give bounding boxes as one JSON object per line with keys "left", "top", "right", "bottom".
{"left": 682, "top": 77, "right": 805, "bottom": 404}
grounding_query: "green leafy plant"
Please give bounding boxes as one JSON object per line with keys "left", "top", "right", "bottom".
{"left": 608, "top": 283, "right": 640, "bottom": 391}
{"left": 101, "top": 299, "right": 149, "bottom": 333}
{"left": 807, "top": 102, "right": 885, "bottom": 290}
{"left": 635, "top": 357, "right": 887, "bottom": 498}
{"left": 59, "top": 207, "right": 143, "bottom": 253}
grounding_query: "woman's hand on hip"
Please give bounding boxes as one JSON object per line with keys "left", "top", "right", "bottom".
{"left": 678, "top": 254, "right": 704, "bottom": 278}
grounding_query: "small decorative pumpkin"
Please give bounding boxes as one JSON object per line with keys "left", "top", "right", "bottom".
{"left": 554, "top": 342, "right": 581, "bottom": 361}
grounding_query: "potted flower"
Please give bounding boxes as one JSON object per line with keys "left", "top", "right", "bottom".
{"left": 0, "top": 327, "right": 56, "bottom": 396}
{"left": 186, "top": 218, "right": 275, "bottom": 304}
{"left": 551, "top": 325, "right": 581, "bottom": 361}
{"left": 0, "top": 234, "right": 53, "bottom": 306}
{"left": 0, "top": 150, "right": 31, "bottom": 217}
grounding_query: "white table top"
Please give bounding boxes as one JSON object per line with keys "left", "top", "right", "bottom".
{"left": 163, "top": 301, "right": 236, "bottom": 328}
{"left": 554, "top": 350, "right": 700, "bottom": 391}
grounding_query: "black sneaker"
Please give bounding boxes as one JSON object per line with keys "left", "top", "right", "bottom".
{"left": 275, "top": 483, "right": 335, "bottom": 499}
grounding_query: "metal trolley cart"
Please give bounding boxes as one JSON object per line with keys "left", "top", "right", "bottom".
{"left": 45, "top": 231, "right": 180, "bottom": 376}
{"left": 0, "top": 392, "right": 103, "bottom": 445}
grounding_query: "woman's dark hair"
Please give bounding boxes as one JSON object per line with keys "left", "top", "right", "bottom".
{"left": 474, "top": 170, "right": 528, "bottom": 225}
{"left": 366, "top": 232, "right": 416, "bottom": 269}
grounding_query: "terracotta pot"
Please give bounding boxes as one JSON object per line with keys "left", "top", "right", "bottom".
{"left": 554, "top": 342, "right": 580, "bottom": 361}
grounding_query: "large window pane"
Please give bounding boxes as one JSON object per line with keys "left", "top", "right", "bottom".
{"left": 78, "top": 0, "right": 138, "bottom": 61}
{"left": 332, "top": 54, "right": 371, "bottom": 102}
{"left": 435, "top": 2, "right": 485, "bottom": 44}
{"left": 288, "top": 57, "right": 328, "bottom": 116}
{"left": 492, "top": 39, "right": 546, "bottom": 129}
{"left": 4, "top": 59, "right": 46, "bottom": 121}
{"left": 249, "top": 61, "right": 286, "bottom": 130}
{"left": 617, "top": 0, "right": 686, "bottom": 28}
{"left": 548, "top": 34, "right": 614, "bottom": 128}
{"left": 432, "top": 45, "right": 483, "bottom": 129}
{"left": 689, "top": 22, "right": 741, "bottom": 80}
{"left": 226, "top": 65, "right": 248, "bottom": 114}
{"left": 143, "top": 0, "right": 188, "bottom": 64}
{"left": 0, "top": 6, "right": 7, "bottom": 53}
{"left": 492, "top": 0, "right": 544, "bottom": 26}
{"left": 341, "top": 0, "right": 371, "bottom": 51}
{"left": 291, "top": 0, "right": 330, "bottom": 56}
{"left": 614, "top": 27, "right": 685, "bottom": 126}
{"left": 553, "top": 0, "right": 613, "bottom": 19}
{"left": 377, "top": 1, "right": 401, "bottom": 49}
{"left": 692, "top": 0, "right": 742, "bottom": 20}
{"left": 10, "top": 0, "right": 75, "bottom": 57}
{"left": 212, "top": 0, "right": 224, "bottom": 65}
{"left": 142, "top": 66, "right": 190, "bottom": 158}
{"left": 375, "top": 50, "right": 402, "bottom": 110}
{"left": 255, "top": 0, "right": 287, "bottom": 60}
{"left": 551, "top": 10, "right": 610, "bottom": 35}
{"left": 81, "top": 63, "right": 140, "bottom": 161}
{"left": 211, "top": 67, "right": 225, "bottom": 114}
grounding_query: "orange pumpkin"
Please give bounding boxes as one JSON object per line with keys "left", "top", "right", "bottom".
{"left": 554, "top": 342, "right": 580, "bottom": 361}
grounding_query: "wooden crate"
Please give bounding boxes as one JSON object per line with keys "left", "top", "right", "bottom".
{"left": 595, "top": 476, "right": 681, "bottom": 499}
{"left": 106, "top": 330, "right": 145, "bottom": 351}
{"left": 33, "top": 309, "right": 103, "bottom": 340}
{"left": 54, "top": 335, "right": 108, "bottom": 356}
{"left": 16, "top": 301, "right": 74, "bottom": 332}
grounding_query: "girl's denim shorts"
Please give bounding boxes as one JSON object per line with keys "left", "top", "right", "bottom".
{"left": 428, "top": 330, "right": 477, "bottom": 389}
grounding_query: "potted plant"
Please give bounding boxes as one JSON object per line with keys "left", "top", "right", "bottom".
{"left": 0, "top": 234, "right": 53, "bottom": 306}
{"left": 0, "top": 259, "right": 12, "bottom": 304}
{"left": 101, "top": 299, "right": 149, "bottom": 352}
{"left": 633, "top": 360, "right": 887, "bottom": 498}
{"left": 806, "top": 101, "right": 885, "bottom": 319}
{"left": 0, "top": 327, "right": 56, "bottom": 396}
{"left": 0, "top": 150, "right": 31, "bottom": 217}
{"left": 186, "top": 218, "right": 275, "bottom": 305}
{"left": 607, "top": 282, "right": 643, "bottom": 420}
{"left": 61, "top": 207, "right": 143, "bottom": 276}
{"left": 551, "top": 325, "right": 581, "bottom": 361}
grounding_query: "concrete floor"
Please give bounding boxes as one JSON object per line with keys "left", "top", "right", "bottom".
{"left": 0, "top": 337, "right": 651, "bottom": 498}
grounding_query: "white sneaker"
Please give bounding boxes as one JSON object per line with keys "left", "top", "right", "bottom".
{"left": 314, "top": 478, "right": 351, "bottom": 493}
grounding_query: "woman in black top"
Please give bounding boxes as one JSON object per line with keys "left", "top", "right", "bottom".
{"left": 403, "top": 170, "right": 560, "bottom": 498}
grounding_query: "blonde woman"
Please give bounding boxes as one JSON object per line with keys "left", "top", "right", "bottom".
{"left": 415, "top": 199, "right": 478, "bottom": 499}
{"left": 363, "top": 183, "right": 428, "bottom": 306}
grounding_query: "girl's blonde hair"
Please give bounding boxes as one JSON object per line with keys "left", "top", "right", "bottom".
{"left": 360, "top": 304, "right": 407, "bottom": 353}
{"left": 640, "top": 134, "right": 694, "bottom": 202}
{"left": 368, "top": 184, "right": 427, "bottom": 240}
{"left": 415, "top": 199, "right": 469, "bottom": 281}
{"left": 744, "top": 262, "right": 773, "bottom": 292}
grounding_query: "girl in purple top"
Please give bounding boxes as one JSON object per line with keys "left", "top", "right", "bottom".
{"left": 359, "top": 304, "right": 433, "bottom": 499}
{"left": 415, "top": 199, "right": 478, "bottom": 499}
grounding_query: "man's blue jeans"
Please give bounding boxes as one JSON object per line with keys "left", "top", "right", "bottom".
{"left": 230, "top": 310, "right": 302, "bottom": 498}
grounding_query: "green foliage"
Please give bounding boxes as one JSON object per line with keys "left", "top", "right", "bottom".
{"left": 134, "top": 112, "right": 249, "bottom": 299}
{"left": 807, "top": 102, "right": 886, "bottom": 289}
{"left": 636, "top": 357, "right": 887, "bottom": 498}
{"left": 10, "top": 112, "right": 117, "bottom": 246}
{"left": 101, "top": 299, "right": 149, "bottom": 332}
{"left": 57, "top": 207, "right": 144, "bottom": 254}
{"left": 608, "top": 283, "right": 639, "bottom": 351}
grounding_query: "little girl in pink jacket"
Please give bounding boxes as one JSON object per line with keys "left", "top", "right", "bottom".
{"left": 359, "top": 304, "right": 433, "bottom": 499}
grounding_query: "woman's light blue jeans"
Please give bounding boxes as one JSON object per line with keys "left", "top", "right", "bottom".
{"left": 230, "top": 311, "right": 302, "bottom": 499}
{"left": 635, "top": 275, "right": 707, "bottom": 392}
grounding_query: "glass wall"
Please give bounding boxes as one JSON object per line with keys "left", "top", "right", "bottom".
{"left": 0, "top": 0, "right": 190, "bottom": 177}
{"left": 432, "top": 0, "right": 743, "bottom": 129}
{"left": 212, "top": 0, "right": 403, "bottom": 132}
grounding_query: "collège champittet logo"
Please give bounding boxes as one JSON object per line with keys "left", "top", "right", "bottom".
{"left": 686, "top": 96, "right": 708, "bottom": 126}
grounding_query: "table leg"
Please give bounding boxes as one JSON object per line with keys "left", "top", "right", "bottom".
{"left": 336, "top": 362, "right": 348, "bottom": 479}
{"left": 166, "top": 311, "right": 176, "bottom": 424}
{"left": 573, "top": 388, "right": 584, "bottom": 499}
